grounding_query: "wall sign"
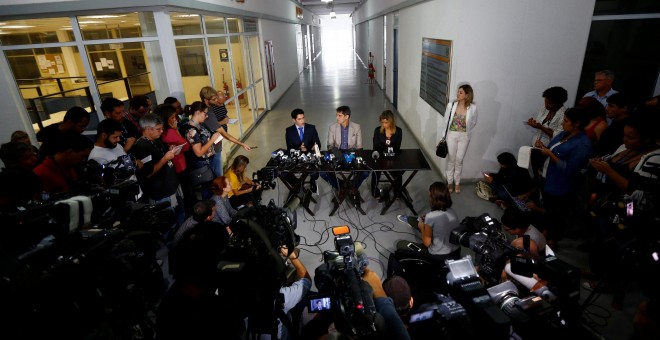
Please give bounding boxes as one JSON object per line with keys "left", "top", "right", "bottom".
{"left": 419, "top": 38, "right": 452, "bottom": 115}
{"left": 219, "top": 49, "right": 229, "bottom": 62}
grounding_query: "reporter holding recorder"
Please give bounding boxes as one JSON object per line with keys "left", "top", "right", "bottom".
{"left": 443, "top": 84, "right": 477, "bottom": 193}
{"left": 396, "top": 181, "right": 461, "bottom": 263}
{"left": 179, "top": 101, "right": 223, "bottom": 200}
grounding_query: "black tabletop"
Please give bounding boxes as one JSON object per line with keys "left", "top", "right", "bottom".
{"left": 357, "top": 149, "right": 431, "bottom": 171}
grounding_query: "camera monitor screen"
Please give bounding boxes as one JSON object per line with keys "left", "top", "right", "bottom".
{"left": 309, "top": 296, "right": 332, "bottom": 313}
{"left": 447, "top": 257, "right": 477, "bottom": 279}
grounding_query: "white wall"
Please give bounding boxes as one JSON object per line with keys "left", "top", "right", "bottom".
{"left": 260, "top": 18, "right": 302, "bottom": 106}
{"left": 356, "top": 0, "right": 595, "bottom": 181}
{"left": 367, "top": 17, "right": 384, "bottom": 85}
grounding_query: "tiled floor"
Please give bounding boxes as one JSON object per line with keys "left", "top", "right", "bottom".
{"left": 229, "top": 47, "right": 638, "bottom": 339}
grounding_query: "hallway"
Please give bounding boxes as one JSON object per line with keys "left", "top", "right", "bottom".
{"left": 230, "top": 46, "right": 638, "bottom": 339}
{"left": 232, "top": 46, "right": 502, "bottom": 275}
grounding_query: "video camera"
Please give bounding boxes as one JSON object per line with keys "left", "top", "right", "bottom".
{"left": 406, "top": 293, "right": 472, "bottom": 339}
{"left": 253, "top": 165, "right": 279, "bottom": 190}
{"left": 84, "top": 154, "right": 137, "bottom": 189}
{"left": 314, "top": 226, "right": 378, "bottom": 338}
{"left": 450, "top": 213, "right": 521, "bottom": 285}
{"left": 486, "top": 280, "right": 569, "bottom": 340}
{"left": 210, "top": 199, "right": 300, "bottom": 336}
{"left": 0, "top": 182, "right": 171, "bottom": 340}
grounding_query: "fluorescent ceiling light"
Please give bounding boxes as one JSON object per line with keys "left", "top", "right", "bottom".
{"left": 322, "top": 0, "right": 333, "bottom": 2}
{"left": 78, "top": 21, "right": 103, "bottom": 24}
{"left": 175, "top": 14, "right": 199, "bottom": 18}
{"left": 84, "top": 15, "right": 125, "bottom": 19}
{"left": 1, "top": 25, "right": 35, "bottom": 29}
{"left": 330, "top": 11, "right": 337, "bottom": 17}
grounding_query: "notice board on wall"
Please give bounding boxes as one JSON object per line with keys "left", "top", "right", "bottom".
{"left": 419, "top": 38, "right": 452, "bottom": 115}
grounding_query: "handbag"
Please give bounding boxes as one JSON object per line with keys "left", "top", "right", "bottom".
{"left": 436, "top": 102, "right": 455, "bottom": 158}
{"left": 190, "top": 163, "right": 214, "bottom": 186}
{"left": 475, "top": 181, "right": 495, "bottom": 201}
{"left": 436, "top": 138, "right": 448, "bottom": 158}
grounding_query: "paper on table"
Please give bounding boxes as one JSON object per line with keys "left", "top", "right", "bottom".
{"left": 517, "top": 146, "right": 533, "bottom": 169}
{"left": 228, "top": 118, "right": 238, "bottom": 124}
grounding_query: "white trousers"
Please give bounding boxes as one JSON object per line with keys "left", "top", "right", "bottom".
{"left": 446, "top": 130, "right": 469, "bottom": 185}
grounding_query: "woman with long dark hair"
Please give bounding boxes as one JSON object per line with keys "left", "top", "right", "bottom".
{"left": 179, "top": 101, "right": 222, "bottom": 200}
{"left": 225, "top": 155, "right": 261, "bottom": 209}
{"left": 397, "top": 181, "right": 461, "bottom": 262}
{"left": 157, "top": 104, "right": 193, "bottom": 214}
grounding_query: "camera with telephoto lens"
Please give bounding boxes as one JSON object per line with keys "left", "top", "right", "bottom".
{"left": 487, "top": 280, "right": 575, "bottom": 340}
{"left": 450, "top": 213, "right": 522, "bottom": 286}
{"left": 313, "top": 226, "right": 378, "bottom": 338}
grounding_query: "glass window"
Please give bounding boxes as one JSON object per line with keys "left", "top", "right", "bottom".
{"left": 248, "top": 35, "right": 262, "bottom": 82}
{"left": 227, "top": 18, "right": 242, "bottom": 33}
{"left": 208, "top": 36, "right": 231, "bottom": 97}
{"left": 170, "top": 12, "right": 202, "bottom": 36}
{"left": 594, "top": 0, "right": 660, "bottom": 15}
{"left": 86, "top": 42, "right": 155, "bottom": 101}
{"left": 0, "top": 17, "right": 73, "bottom": 45}
{"left": 78, "top": 12, "right": 156, "bottom": 40}
{"left": 175, "top": 39, "right": 210, "bottom": 104}
{"left": 244, "top": 18, "right": 258, "bottom": 33}
{"left": 577, "top": 18, "right": 660, "bottom": 106}
{"left": 4, "top": 46, "right": 89, "bottom": 132}
{"left": 205, "top": 15, "right": 226, "bottom": 34}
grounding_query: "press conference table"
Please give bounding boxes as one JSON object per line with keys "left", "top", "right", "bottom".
{"left": 271, "top": 149, "right": 431, "bottom": 216}
{"left": 357, "top": 149, "right": 431, "bottom": 215}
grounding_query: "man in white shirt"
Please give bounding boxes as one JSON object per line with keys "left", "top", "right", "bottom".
{"left": 583, "top": 70, "right": 618, "bottom": 110}
{"left": 88, "top": 119, "right": 127, "bottom": 165}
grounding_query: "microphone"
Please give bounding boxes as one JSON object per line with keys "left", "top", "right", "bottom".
{"left": 371, "top": 150, "right": 379, "bottom": 160}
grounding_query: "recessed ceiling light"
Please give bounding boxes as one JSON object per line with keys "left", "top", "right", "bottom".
{"left": 175, "top": 14, "right": 199, "bottom": 18}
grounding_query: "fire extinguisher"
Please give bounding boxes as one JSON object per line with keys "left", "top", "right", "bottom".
{"left": 237, "top": 79, "right": 244, "bottom": 100}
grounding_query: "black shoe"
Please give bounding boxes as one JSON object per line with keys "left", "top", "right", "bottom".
{"left": 310, "top": 181, "right": 318, "bottom": 194}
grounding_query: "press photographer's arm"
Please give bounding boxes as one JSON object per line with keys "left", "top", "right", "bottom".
{"left": 362, "top": 268, "right": 412, "bottom": 340}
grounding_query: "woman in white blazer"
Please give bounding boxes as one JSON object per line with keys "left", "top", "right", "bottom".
{"left": 443, "top": 84, "right": 477, "bottom": 193}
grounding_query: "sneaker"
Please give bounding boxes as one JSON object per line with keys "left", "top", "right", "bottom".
{"left": 397, "top": 214, "right": 418, "bottom": 229}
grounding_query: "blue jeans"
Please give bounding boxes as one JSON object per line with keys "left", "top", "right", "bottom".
{"left": 211, "top": 152, "right": 223, "bottom": 177}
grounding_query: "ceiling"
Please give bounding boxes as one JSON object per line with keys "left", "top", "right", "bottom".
{"left": 299, "top": 0, "right": 362, "bottom": 16}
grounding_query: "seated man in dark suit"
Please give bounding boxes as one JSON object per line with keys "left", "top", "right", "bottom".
{"left": 284, "top": 108, "right": 322, "bottom": 193}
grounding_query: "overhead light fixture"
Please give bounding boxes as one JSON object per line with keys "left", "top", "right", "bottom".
{"left": 330, "top": 11, "right": 337, "bottom": 18}
{"left": 84, "top": 15, "right": 126, "bottom": 19}
{"left": 1, "top": 25, "right": 35, "bottom": 29}
{"left": 321, "top": 0, "right": 333, "bottom": 2}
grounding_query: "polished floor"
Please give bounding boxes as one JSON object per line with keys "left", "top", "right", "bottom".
{"left": 230, "top": 48, "right": 638, "bottom": 339}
